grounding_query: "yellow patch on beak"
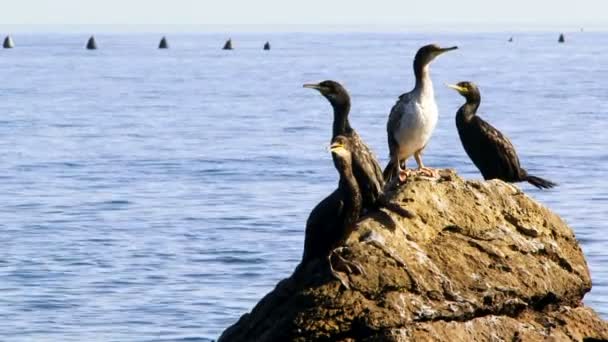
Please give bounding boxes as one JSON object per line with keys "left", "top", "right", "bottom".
{"left": 329, "top": 142, "right": 346, "bottom": 153}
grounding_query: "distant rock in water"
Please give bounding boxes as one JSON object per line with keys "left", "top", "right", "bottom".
{"left": 223, "top": 39, "right": 233, "bottom": 50}
{"left": 558, "top": 33, "right": 565, "bottom": 43}
{"left": 86, "top": 36, "right": 98, "bottom": 50}
{"left": 219, "top": 170, "right": 608, "bottom": 341}
{"left": 508, "top": 36, "right": 513, "bottom": 42}
{"left": 159, "top": 36, "right": 169, "bottom": 49}
{"left": 3, "top": 35, "right": 14, "bottom": 49}
{"left": 263, "top": 41, "right": 271, "bottom": 50}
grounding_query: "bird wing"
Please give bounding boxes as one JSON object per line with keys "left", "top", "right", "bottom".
{"left": 474, "top": 116, "right": 524, "bottom": 180}
{"left": 384, "top": 92, "right": 413, "bottom": 180}
{"left": 350, "top": 132, "right": 384, "bottom": 208}
{"left": 386, "top": 93, "right": 412, "bottom": 158}
{"left": 303, "top": 190, "right": 344, "bottom": 261}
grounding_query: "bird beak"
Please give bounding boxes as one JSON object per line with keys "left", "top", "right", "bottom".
{"left": 438, "top": 46, "right": 458, "bottom": 54}
{"left": 303, "top": 83, "right": 322, "bottom": 91}
{"left": 446, "top": 83, "right": 467, "bottom": 93}
{"left": 329, "top": 142, "right": 345, "bottom": 153}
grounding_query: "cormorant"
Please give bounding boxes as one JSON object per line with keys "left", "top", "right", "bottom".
{"left": 303, "top": 80, "right": 414, "bottom": 217}
{"left": 558, "top": 33, "right": 565, "bottom": 43}
{"left": 302, "top": 136, "right": 362, "bottom": 273}
{"left": 86, "top": 36, "right": 97, "bottom": 50}
{"left": 447, "top": 81, "right": 557, "bottom": 189}
{"left": 508, "top": 37, "right": 514, "bottom": 43}
{"left": 384, "top": 44, "right": 458, "bottom": 183}
{"left": 263, "top": 41, "right": 271, "bottom": 50}
{"left": 159, "top": 36, "right": 169, "bottom": 49}
{"left": 3, "top": 35, "right": 14, "bottom": 49}
{"left": 223, "top": 39, "right": 233, "bottom": 50}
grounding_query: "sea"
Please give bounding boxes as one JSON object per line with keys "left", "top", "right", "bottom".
{"left": 0, "top": 32, "right": 606, "bottom": 341}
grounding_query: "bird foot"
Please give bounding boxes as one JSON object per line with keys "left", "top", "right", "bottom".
{"left": 416, "top": 167, "right": 440, "bottom": 179}
{"left": 398, "top": 169, "right": 414, "bottom": 183}
{"left": 328, "top": 247, "right": 365, "bottom": 289}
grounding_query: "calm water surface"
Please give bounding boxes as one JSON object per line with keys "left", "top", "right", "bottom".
{"left": 0, "top": 32, "right": 606, "bottom": 341}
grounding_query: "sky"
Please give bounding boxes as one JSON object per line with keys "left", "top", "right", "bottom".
{"left": 1, "top": 0, "right": 606, "bottom": 31}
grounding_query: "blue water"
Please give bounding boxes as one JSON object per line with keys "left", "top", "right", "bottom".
{"left": 0, "top": 32, "right": 606, "bottom": 341}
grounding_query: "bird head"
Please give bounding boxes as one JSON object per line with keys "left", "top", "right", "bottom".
{"left": 329, "top": 135, "right": 352, "bottom": 166}
{"left": 303, "top": 80, "right": 350, "bottom": 107}
{"left": 414, "top": 44, "right": 458, "bottom": 67}
{"left": 447, "top": 81, "right": 481, "bottom": 102}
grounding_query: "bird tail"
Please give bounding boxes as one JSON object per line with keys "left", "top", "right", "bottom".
{"left": 383, "top": 160, "right": 395, "bottom": 182}
{"left": 525, "top": 175, "right": 557, "bottom": 189}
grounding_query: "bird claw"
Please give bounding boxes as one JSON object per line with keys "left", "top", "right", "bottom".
{"left": 398, "top": 169, "right": 414, "bottom": 183}
{"left": 416, "top": 167, "right": 439, "bottom": 179}
{"left": 328, "top": 247, "right": 365, "bottom": 289}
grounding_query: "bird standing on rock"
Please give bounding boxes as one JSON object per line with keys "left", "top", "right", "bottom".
{"left": 301, "top": 136, "right": 363, "bottom": 287}
{"left": 384, "top": 44, "right": 458, "bottom": 183}
{"left": 447, "top": 81, "right": 556, "bottom": 189}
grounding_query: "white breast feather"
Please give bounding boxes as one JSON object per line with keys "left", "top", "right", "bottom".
{"left": 393, "top": 89, "right": 438, "bottom": 161}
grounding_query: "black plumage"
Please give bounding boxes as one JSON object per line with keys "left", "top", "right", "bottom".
{"left": 303, "top": 80, "right": 414, "bottom": 218}
{"left": 301, "top": 136, "right": 362, "bottom": 263}
{"left": 448, "top": 81, "right": 556, "bottom": 189}
{"left": 303, "top": 80, "right": 384, "bottom": 212}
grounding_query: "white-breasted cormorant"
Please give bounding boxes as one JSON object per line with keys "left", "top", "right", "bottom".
{"left": 447, "top": 81, "right": 557, "bottom": 189}
{"left": 384, "top": 44, "right": 457, "bottom": 183}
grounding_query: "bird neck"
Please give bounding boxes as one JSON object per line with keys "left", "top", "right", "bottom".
{"left": 332, "top": 102, "right": 353, "bottom": 138}
{"left": 414, "top": 64, "right": 433, "bottom": 95}
{"left": 339, "top": 165, "right": 362, "bottom": 216}
{"left": 457, "top": 99, "right": 480, "bottom": 122}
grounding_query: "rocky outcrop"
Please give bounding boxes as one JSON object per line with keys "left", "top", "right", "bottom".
{"left": 219, "top": 170, "right": 608, "bottom": 341}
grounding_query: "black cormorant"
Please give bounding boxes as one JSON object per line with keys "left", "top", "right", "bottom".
{"left": 263, "top": 41, "right": 271, "bottom": 50}
{"left": 86, "top": 36, "right": 98, "bottom": 50}
{"left": 447, "top": 81, "right": 556, "bottom": 189}
{"left": 304, "top": 80, "right": 385, "bottom": 213}
{"left": 302, "top": 136, "right": 362, "bottom": 270}
{"left": 384, "top": 44, "right": 458, "bottom": 183}
{"left": 303, "top": 80, "right": 413, "bottom": 218}
{"left": 558, "top": 33, "right": 565, "bottom": 43}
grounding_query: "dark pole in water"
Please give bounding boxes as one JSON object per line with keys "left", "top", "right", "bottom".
{"left": 223, "top": 38, "right": 233, "bottom": 50}
{"left": 3, "top": 35, "right": 14, "bottom": 48}
{"left": 263, "top": 41, "right": 271, "bottom": 50}
{"left": 86, "top": 35, "right": 98, "bottom": 50}
{"left": 558, "top": 33, "right": 565, "bottom": 43}
{"left": 159, "top": 36, "right": 169, "bottom": 49}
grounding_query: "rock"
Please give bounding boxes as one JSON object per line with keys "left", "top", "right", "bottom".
{"left": 86, "top": 35, "right": 97, "bottom": 50}
{"left": 3, "top": 35, "right": 15, "bottom": 48}
{"left": 219, "top": 170, "right": 608, "bottom": 341}
{"left": 158, "top": 36, "right": 169, "bottom": 49}
{"left": 223, "top": 38, "right": 233, "bottom": 50}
